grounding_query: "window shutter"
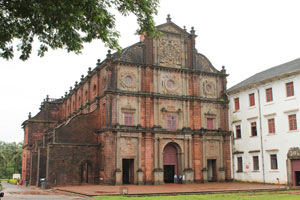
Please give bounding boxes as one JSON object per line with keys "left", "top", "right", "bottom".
{"left": 286, "top": 82, "right": 294, "bottom": 97}
{"left": 234, "top": 98, "right": 240, "bottom": 111}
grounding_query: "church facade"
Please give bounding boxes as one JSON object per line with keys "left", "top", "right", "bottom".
{"left": 22, "top": 17, "right": 231, "bottom": 187}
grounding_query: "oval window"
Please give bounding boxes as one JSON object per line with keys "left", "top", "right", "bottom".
{"left": 166, "top": 79, "right": 175, "bottom": 89}
{"left": 125, "top": 75, "right": 132, "bottom": 84}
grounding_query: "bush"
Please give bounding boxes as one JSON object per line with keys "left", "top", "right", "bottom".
{"left": 7, "top": 179, "right": 17, "bottom": 184}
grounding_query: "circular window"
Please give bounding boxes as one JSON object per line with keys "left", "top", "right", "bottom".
{"left": 125, "top": 75, "right": 132, "bottom": 84}
{"left": 206, "top": 84, "right": 212, "bottom": 92}
{"left": 166, "top": 79, "right": 175, "bottom": 89}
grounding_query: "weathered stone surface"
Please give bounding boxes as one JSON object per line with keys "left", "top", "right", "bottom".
{"left": 22, "top": 18, "right": 230, "bottom": 187}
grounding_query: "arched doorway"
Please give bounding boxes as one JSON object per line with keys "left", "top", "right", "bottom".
{"left": 81, "top": 161, "right": 92, "bottom": 184}
{"left": 287, "top": 147, "right": 300, "bottom": 186}
{"left": 163, "top": 143, "right": 179, "bottom": 183}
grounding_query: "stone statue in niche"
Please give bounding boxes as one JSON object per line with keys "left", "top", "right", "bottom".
{"left": 158, "top": 38, "right": 182, "bottom": 67}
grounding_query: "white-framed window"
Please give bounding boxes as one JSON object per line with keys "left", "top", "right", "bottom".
{"left": 237, "top": 157, "right": 243, "bottom": 172}
{"left": 270, "top": 154, "right": 278, "bottom": 170}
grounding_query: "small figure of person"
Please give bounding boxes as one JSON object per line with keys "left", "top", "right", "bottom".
{"left": 182, "top": 175, "right": 185, "bottom": 184}
{"left": 174, "top": 174, "right": 177, "bottom": 184}
{"left": 20, "top": 179, "right": 23, "bottom": 187}
{"left": 179, "top": 175, "right": 182, "bottom": 184}
{"left": 17, "top": 177, "right": 20, "bottom": 187}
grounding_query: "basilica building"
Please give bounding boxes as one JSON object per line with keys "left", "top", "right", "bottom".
{"left": 22, "top": 16, "right": 231, "bottom": 187}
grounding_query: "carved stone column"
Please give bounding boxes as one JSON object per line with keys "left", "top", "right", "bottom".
{"left": 218, "top": 138, "right": 225, "bottom": 181}
{"left": 154, "top": 136, "right": 164, "bottom": 185}
{"left": 184, "top": 136, "right": 194, "bottom": 183}
{"left": 117, "top": 95, "right": 120, "bottom": 124}
{"left": 184, "top": 136, "right": 188, "bottom": 169}
{"left": 202, "top": 136, "right": 208, "bottom": 182}
{"left": 137, "top": 97, "right": 140, "bottom": 125}
{"left": 144, "top": 132, "right": 153, "bottom": 184}
{"left": 115, "top": 132, "right": 122, "bottom": 185}
{"left": 137, "top": 133, "right": 144, "bottom": 185}
{"left": 154, "top": 137, "right": 158, "bottom": 169}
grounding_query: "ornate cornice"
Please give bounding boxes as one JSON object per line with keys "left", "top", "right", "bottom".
{"left": 101, "top": 89, "right": 229, "bottom": 104}
{"left": 96, "top": 125, "right": 231, "bottom": 136}
{"left": 114, "top": 61, "right": 228, "bottom": 77}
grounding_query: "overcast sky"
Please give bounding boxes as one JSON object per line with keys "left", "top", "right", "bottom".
{"left": 1, "top": 0, "right": 300, "bottom": 143}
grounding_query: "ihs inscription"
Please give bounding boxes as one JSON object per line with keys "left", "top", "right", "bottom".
{"left": 158, "top": 38, "right": 182, "bottom": 67}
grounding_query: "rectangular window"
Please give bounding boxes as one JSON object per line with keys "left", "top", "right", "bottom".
{"left": 124, "top": 113, "right": 133, "bottom": 125}
{"left": 249, "top": 93, "right": 255, "bottom": 106}
{"left": 167, "top": 115, "right": 177, "bottom": 130}
{"left": 288, "top": 114, "right": 297, "bottom": 131}
{"left": 236, "top": 125, "right": 241, "bottom": 138}
{"left": 286, "top": 82, "right": 294, "bottom": 97}
{"left": 253, "top": 156, "right": 259, "bottom": 170}
{"left": 268, "top": 118, "right": 275, "bottom": 134}
{"left": 266, "top": 88, "right": 273, "bottom": 102}
{"left": 251, "top": 122, "right": 257, "bottom": 136}
{"left": 207, "top": 118, "right": 214, "bottom": 130}
{"left": 270, "top": 154, "right": 278, "bottom": 170}
{"left": 237, "top": 157, "right": 243, "bottom": 172}
{"left": 234, "top": 98, "right": 240, "bottom": 111}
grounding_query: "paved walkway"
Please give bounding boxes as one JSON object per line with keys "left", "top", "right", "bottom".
{"left": 54, "top": 182, "right": 285, "bottom": 196}
{"left": 1, "top": 183, "right": 89, "bottom": 200}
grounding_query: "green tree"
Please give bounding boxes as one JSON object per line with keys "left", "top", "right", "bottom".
{"left": 0, "top": 141, "right": 23, "bottom": 179}
{"left": 0, "top": 0, "right": 159, "bottom": 60}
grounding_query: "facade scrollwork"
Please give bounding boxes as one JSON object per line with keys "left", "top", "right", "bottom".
{"left": 158, "top": 37, "right": 183, "bottom": 67}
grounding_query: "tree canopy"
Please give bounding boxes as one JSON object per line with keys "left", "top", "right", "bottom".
{"left": 0, "top": 141, "right": 23, "bottom": 179}
{"left": 0, "top": 0, "right": 159, "bottom": 60}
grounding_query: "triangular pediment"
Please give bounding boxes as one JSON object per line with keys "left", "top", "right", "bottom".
{"left": 157, "top": 22, "right": 187, "bottom": 35}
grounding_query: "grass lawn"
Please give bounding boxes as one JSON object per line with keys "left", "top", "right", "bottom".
{"left": 91, "top": 190, "right": 300, "bottom": 200}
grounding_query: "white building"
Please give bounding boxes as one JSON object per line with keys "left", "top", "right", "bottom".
{"left": 227, "top": 58, "right": 300, "bottom": 186}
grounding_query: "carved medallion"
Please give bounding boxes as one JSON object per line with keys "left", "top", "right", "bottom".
{"left": 120, "top": 71, "right": 136, "bottom": 89}
{"left": 161, "top": 73, "right": 180, "bottom": 94}
{"left": 202, "top": 79, "right": 216, "bottom": 96}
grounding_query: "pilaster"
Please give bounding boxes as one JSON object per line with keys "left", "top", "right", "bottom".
{"left": 137, "top": 133, "right": 144, "bottom": 185}
{"left": 115, "top": 132, "right": 122, "bottom": 185}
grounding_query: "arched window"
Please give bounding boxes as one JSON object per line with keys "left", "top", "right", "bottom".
{"left": 93, "top": 84, "right": 97, "bottom": 95}
{"left": 85, "top": 90, "right": 88, "bottom": 102}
